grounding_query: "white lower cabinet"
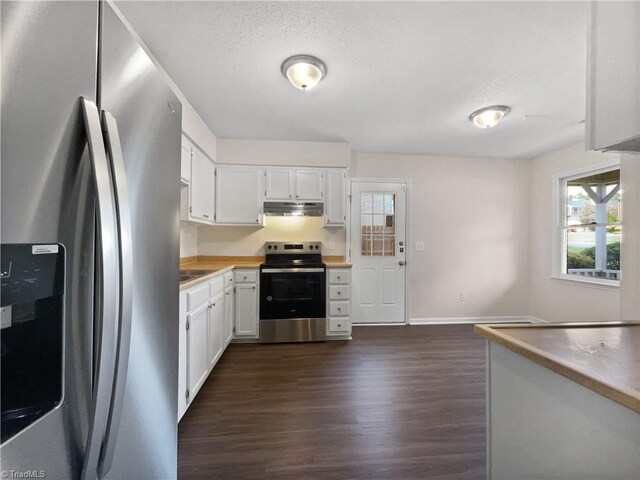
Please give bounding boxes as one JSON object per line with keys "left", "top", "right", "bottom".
{"left": 178, "top": 291, "right": 188, "bottom": 420}
{"left": 208, "top": 292, "right": 224, "bottom": 369}
{"left": 327, "top": 268, "right": 352, "bottom": 337}
{"left": 234, "top": 283, "right": 259, "bottom": 338}
{"left": 234, "top": 269, "right": 259, "bottom": 338}
{"left": 223, "top": 285, "right": 235, "bottom": 346}
{"left": 186, "top": 302, "right": 209, "bottom": 403}
{"left": 179, "top": 271, "right": 236, "bottom": 421}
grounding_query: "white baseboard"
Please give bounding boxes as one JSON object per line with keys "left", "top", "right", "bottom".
{"left": 409, "top": 316, "right": 546, "bottom": 325}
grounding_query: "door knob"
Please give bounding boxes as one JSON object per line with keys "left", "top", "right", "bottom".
{"left": 399, "top": 261, "right": 406, "bottom": 266}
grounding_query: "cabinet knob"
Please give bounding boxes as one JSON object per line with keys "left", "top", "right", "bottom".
{"left": 337, "top": 276, "right": 341, "bottom": 280}
{"left": 337, "top": 291, "right": 341, "bottom": 295}
{"left": 289, "top": 194, "right": 292, "bottom": 198}
{"left": 252, "top": 286, "right": 256, "bottom": 290}
{"left": 337, "top": 307, "right": 342, "bottom": 311}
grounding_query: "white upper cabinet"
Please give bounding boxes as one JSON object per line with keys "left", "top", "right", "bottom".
{"left": 265, "top": 167, "right": 324, "bottom": 201}
{"left": 587, "top": 2, "right": 640, "bottom": 152}
{"left": 324, "top": 169, "right": 346, "bottom": 226}
{"left": 295, "top": 168, "right": 324, "bottom": 200}
{"left": 189, "top": 146, "right": 215, "bottom": 223}
{"left": 215, "top": 166, "right": 263, "bottom": 225}
{"left": 265, "top": 168, "right": 294, "bottom": 200}
{"left": 180, "top": 135, "right": 192, "bottom": 184}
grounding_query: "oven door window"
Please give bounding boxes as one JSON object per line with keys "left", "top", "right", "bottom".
{"left": 261, "top": 272, "right": 326, "bottom": 320}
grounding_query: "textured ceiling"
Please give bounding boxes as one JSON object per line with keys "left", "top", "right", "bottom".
{"left": 116, "top": 1, "right": 587, "bottom": 159}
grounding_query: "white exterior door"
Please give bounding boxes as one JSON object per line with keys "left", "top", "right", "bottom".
{"left": 350, "top": 181, "right": 407, "bottom": 324}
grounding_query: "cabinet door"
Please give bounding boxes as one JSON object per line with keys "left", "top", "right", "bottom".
{"left": 180, "top": 136, "right": 192, "bottom": 184}
{"left": 324, "top": 169, "right": 346, "bottom": 225}
{"left": 208, "top": 293, "right": 224, "bottom": 369}
{"left": 187, "top": 303, "right": 209, "bottom": 400}
{"left": 224, "top": 287, "right": 235, "bottom": 346}
{"left": 189, "top": 147, "right": 215, "bottom": 223}
{"left": 178, "top": 348, "right": 187, "bottom": 420}
{"left": 295, "top": 168, "right": 324, "bottom": 200}
{"left": 216, "top": 167, "right": 262, "bottom": 224}
{"left": 235, "top": 283, "right": 258, "bottom": 337}
{"left": 587, "top": 2, "right": 640, "bottom": 151}
{"left": 265, "top": 168, "right": 294, "bottom": 200}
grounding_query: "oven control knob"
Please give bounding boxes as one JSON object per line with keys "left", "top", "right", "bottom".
{"left": 274, "top": 245, "right": 278, "bottom": 250}
{"left": 266, "top": 296, "right": 273, "bottom": 302}
{"left": 267, "top": 245, "right": 272, "bottom": 250}
{"left": 309, "top": 245, "right": 313, "bottom": 250}
{"left": 315, "top": 245, "right": 319, "bottom": 250}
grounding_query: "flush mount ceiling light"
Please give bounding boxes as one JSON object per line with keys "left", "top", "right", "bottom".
{"left": 281, "top": 55, "right": 327, "bottom": 91}
{"left": 469, "top": 105, "right": 510, "bottom": 129}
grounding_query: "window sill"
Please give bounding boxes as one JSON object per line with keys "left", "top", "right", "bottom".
{"left": 550, "top": 274, "right": 620, "bottom": 290}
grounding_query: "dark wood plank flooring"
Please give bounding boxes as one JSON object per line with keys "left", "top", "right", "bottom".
{"left": 178, "top": 325, "right": 486, "bottom": 479}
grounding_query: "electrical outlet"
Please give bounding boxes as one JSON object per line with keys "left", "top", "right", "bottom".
{"left": 459, "top": 291, "right": 467, "bottom": 302}
{"left": 414, "top": 241, "right": 425, "bottom": 252}
{"left": 328, "top": 241, "right": 335, "bottom": 250}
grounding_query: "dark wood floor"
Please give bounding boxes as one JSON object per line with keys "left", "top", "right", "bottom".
{"left": 178, "top": 325, "right": 486, "bottom": 479}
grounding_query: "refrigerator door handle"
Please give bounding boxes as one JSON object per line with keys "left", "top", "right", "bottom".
{"left": 97, "top": 111, "right": 134, "bottom": 478}
{"left": 80, "top": 98, "right": 120, "bottom": 480}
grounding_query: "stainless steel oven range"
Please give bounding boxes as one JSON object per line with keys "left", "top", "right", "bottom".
{"left": 260, "top": 242, "right": 326, "bottom": 343}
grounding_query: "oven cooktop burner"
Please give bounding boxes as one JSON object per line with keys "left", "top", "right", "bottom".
{"left": 262, "top": 242, "right": 325, "bottom": 269}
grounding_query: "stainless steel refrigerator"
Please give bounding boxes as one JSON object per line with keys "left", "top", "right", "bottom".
{"left": 1, "top": 1, "right": 181, "bottom": 478}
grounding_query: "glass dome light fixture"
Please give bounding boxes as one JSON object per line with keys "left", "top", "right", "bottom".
{"left": 469, "top": 105, "right": 510, "bottom": 129}
{"left": 281, "top": 55, "right": 327, "bottom": 91}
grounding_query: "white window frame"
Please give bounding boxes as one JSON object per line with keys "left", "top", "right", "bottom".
{"left": 551, "top": 159, "right": 621, "bottom": 288}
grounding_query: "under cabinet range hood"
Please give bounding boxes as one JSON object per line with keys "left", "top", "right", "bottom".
{"left": 263, "top": 201, "right": 324, "bottom": 217}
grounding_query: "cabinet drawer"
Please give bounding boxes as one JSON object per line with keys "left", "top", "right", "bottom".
{"left": 235, "top": 270, "right": 257, "bottom": 283}
{"left": 328, "top": 270, "right": 350, "bottom": 285}
{"left": 328, "top": 317, "right": 350, "bottom": 333}
{"left": 186, "top": 283, "right": 209, "bottom": 311}
{"left": 223, "top": 272, "right": 234, "bottom": 288}
{"left": 329, "top": 285, "right": 350, "bottom": 301}
{"left": 329, "top": 301, "right": 349, "bottom": 317}
{"left": 209, "top": 276, "right": 224, "bottom": 297}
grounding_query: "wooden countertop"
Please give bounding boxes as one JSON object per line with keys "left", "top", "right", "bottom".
{"left": 179, "top": 255, "right": 352, "bottom": 289}
{"left": 475, "top": 322, "right": 640, "bottom": 413}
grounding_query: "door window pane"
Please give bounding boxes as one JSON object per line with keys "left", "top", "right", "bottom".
{"left": 360, "top": 192, "right": 396, "bottom": 257}
{"left": 373, "top": 193, "right": 384, "bottom": 214}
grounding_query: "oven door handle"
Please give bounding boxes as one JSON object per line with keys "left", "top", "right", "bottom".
{"left": 261, "top": 268, "right": 325, "bottom": 273}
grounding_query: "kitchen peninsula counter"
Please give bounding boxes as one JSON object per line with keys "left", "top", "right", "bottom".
{"left": 475, "top": 322, "right": 640, "bottom": 480}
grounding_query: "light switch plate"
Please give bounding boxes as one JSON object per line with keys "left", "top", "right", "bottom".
{"left": 414, "top": 241, "right": 425, "bottom": 252}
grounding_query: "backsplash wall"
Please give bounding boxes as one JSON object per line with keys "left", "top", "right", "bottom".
{"left": 180, "top": 224, "right": 198, "bottom": 257}
{"left": 197, "top": 217, "right": 346, "bottom": 256}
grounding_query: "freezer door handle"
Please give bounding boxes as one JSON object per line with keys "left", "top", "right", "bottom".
{"left": 80, "top": 98, "right": 120, "bottom": 480}
{"left": 97, "top": 111, "right": 134, "bottom": 478}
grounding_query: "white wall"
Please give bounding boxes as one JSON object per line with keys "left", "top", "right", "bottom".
{"left": 217, "top": 139, "right": 351, "bottom": 167}
{"left": 179, "top": 224, "right": 198, "bottom": 258}
{"left": 197, "top": 217, "right": 346, "bottom": 256}
{"left": 352, "top": 152, "right": 531, "bottom": 321}
{"left": 528, "top": 143, "right": 620, "bottom": 322}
